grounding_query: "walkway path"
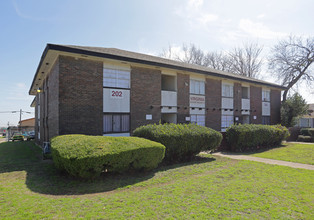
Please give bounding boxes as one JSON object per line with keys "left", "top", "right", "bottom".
{"left": 212, "top": 152, "right": 314, "bottom": 170}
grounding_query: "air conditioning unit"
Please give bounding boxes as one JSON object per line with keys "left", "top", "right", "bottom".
{"left": 43, "top": 142, "right": 50, "bottom": 154}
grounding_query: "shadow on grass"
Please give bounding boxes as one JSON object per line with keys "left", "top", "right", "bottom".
{"left": 219, "top": 144, "right": 287, "bottom": 156}
{"left": 0, "top": 141, "right": 215, "bottom": 196}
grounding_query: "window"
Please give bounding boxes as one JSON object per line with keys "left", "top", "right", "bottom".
{"left": 162, "top": 75, "right": 176, "bottom": 91}
{"left": 221, "top": 115, "right": 234, "bottom": 131}
{"left": 190, "top": 79, "right": 205, "bottom": 95}
{"left": 262, "top": 90, "right": 270, "bottom": 102}
{"left": 103, "top": 114, "right": 130, "bottom": 133}
{"left": 242, "top": 87, "right": 249, "bottom": 99}
{"left": 262, "top": 116, "right": 270, "bottom": 125}
{"left": 191, "top": 115, "right": 205, "bottom": 126}
{"left": 242, "top": 115, "right": 250, "bottom": 124}
{"left": 222, "top": 83, "right": 233, "bottom": 98}
{"left": 103, "top": 68, "right": 130, "bottom": 88}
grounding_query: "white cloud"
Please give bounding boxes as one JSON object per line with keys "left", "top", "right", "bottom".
{"left": 257, "top": 14, "right": 266, "bottom": 19}
{"left": 187, "top": 0, "right": 203, "bottom": 9}
{"left": 174, "top": 0, "right": 218, "bottom": 30}
{"left": 239, "top": 19, "right": 287, "bottom": 39}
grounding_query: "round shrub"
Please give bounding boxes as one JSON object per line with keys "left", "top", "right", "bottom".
{"left": 226, "top": 124, "right": 289, "bottom": 152}
{"left": 51, "top": 135, "right": 165, "bottom": 179}
{"left": 133, "top": 123, "right": 222, "bottom": 163}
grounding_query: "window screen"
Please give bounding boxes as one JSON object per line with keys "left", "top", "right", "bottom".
{"left": 262, "top": 116, "right": 270, "bottom": 125}
{"left": 190, "top": 80, "right": 205, "bottom": 95}
{"left": 103, "top": 114, "right": 130, "bottom": 133}
{"left": 221, "top": 115, "right": 234, "bottom": 131}
{"left": 242, "top": 87, "right": 249, "bottom": 99}
{"left": 262, "top": 90, "right": 270, "bottom": 102}
{"left": 222, "top": 83, "right": 233, "bottom": 97}
{"left": 103, "top": 68, "right": 130, "bottom": 88}
{"left": 191, "top": 114, "right": 205, "bottom": 126}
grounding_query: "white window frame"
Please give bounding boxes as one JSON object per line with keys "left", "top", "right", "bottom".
{"left": 262, "top": 89, "right": 270, "bottom": 102}
{"left": 222, "top": 83, "right": 234, "bottom": 98}
{"left": 103, "top": 114, "right": 130, "bottom": 134}
{"left": 103, "top": 68, "right": 130, "bottom": 89}
{"left": 191, "top": 114, "right": 205, "bottom": 126}
{"left": 190, "top": 79, "right": 205, "bottom": 95}
{"left": 221, "top": 115, "right": 234, "bottom": 131}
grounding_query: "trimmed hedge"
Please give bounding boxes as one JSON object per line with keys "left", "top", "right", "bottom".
{"left": 297, "top": 135, "right": 313, "bottom": 142}
{"left": 51, "top": 135, "right": 165, "bottom": 179}
{"left": 300, "top": 128, "right": 314, "bottom": 137}
{"left": 226, "top": 124, "right": 289, "bottom": 152}
{"left": 133, "top": 123, "right": 222, "bottom": 163}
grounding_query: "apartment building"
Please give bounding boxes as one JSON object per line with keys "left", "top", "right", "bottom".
{"left": 29, "top": 44, "right": 285, "bottom": 145}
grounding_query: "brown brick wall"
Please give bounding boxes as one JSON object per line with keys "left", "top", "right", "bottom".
{"left": 233, "top": 82, "right": 242, "bottom": 119}
{"left": 58, "top": 55, "right": 103, "bottom": 135}
{"left": 130, "top": 66, "right": 161, "bottom": 132}
{"left": 177, "top": 73, "right": 189, "bottom": 123}
{"left": 250, "top": 85, "right": 262, "bottom": 124}
{"left": 205, "top": 78, "right": 221, "bottom": 131}
{"left": 271, "top": 89, "right": 281, "bottom": 124}
{"left": 47, "top": 59, "right": 59, "bottom": 140}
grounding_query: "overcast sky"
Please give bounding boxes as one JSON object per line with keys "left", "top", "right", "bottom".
{"left": 0, "top": 0, "right": 313, "bottom": 127}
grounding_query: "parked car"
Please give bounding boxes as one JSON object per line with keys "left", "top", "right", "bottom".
{"left": 26, "top": 131, "right": 35, "bottom": 141}
{"left": 11, "top": 133, "right": 24, "bottom": 142}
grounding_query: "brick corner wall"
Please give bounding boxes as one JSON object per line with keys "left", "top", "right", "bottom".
{"left": 270, "top": 89, "right": 281, "bottom": 124}
{"left": 205, "top": 78, "right": 221, "bottom": 131}
{"left": 58, "top": 55, "right": 103, "bottom": 135}
{"left": 177, "top": 73, "right": 190, "bottom": 124}
{"left": 130, "top": 66, "right": 161, "bottom": 132}
{"left": 250, "top": 85, "right": 262, "bottom": 124}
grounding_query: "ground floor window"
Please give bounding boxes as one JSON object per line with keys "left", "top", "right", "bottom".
{"left": 262, "top": 116, "right": 270, "bottom": 125}
{"left": 191, "top": 114, "right": 205, "bottom": 126}
{"left": 221, "top": 115, "right": 234, "bottom": 131}
{"left": 242, "top": 115, "right": 250, "bottom": 124}
{"left": 103, "top": 114, "right": 130, "bottom": 133}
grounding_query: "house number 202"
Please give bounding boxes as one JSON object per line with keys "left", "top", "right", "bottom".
{"left": 111, "top": 91, "right": 122, "bottom": 97}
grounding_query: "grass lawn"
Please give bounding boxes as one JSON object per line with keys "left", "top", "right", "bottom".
{"left": 0, "top": 141, "right": 313, "bottom": 219}
{"left": 250, "top": 143, "right": 314, "bottom": 165}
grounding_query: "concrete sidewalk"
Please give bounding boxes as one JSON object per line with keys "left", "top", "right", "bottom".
{"left": 212, "top": 152, "right": 314, "bottom": 170}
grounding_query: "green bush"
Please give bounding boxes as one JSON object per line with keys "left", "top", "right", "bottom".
{"left": 300, "top": 128, "right": 314, "bottom": 137}
{"left": 51, "top": 135, "right": 165, "bottom": 179}
{"left": 226, "top": 124, "right": 289, "bottom": 152}
{"left": 297, "top": 135, "right": 313, "bottom": 142}
{"left": 133, "top": 123, "right": 222, "bottom": 163}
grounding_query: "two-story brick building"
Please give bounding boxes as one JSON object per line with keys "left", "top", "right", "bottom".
{"left": 29, "top": 44, "right": 285, "bottom": 145}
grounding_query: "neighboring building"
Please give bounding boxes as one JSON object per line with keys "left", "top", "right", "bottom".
{"left": 29, "top": 44, "right": 286, "bottom": 145}
{"left": 297, "top": 104, "right": 314, "bottom": 128}
{"left": 19, "top": 118, "right": 35, "bottom": 133}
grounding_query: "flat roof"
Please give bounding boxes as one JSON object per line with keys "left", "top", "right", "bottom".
{"left": 29, "top": 43, "right": 287, "bottom": 95}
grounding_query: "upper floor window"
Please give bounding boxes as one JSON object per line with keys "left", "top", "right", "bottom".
{"left": 262, "top": 90, "right": 270, "bottom": 102}
{"left": 103, "top": 68, "right": 130, "bottom": 89}
{"left": 190, "top": 79, "right": 205, "bottom": 95}
{"left": 222, "top": 83, "right": 233, "bottom": 98}
{"left": 242, "top": 87, "right": 249, "bottom": 99}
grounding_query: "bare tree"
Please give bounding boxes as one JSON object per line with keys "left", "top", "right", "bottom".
{"left": 203, "top": 51, "right": 232, "bottom": 72}
{"left": 160, "top": 42, "right": 263, "bottom": 79}
{"left": 268, "top": 35, "right": 314, "bottom": 102}
{"left": 177, "top": 43, "right": 206, "bottom": 66}
{"left": 228, "top": 43, "right": 263, "bottom": 78}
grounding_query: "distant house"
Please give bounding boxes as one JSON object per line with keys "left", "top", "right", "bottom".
{"left": 29, "top": 44, "right": 286, "bottom": 145}
{"left": 19, "top": 118, "right": 35, "bottom": 133}
{"left": 297, "top": 104, "right": 314, "bottom": 128}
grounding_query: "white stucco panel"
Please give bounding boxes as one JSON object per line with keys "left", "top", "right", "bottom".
{"left": 242, "top": 99, "right": 250, "bottom": 110}
{"left": 103, "top": 88, "right": 130, "bottom": 112}
{"left": 190, "top": 95, "right": 205, "bottom": 108}
{"left": 190, "top": 108, "right": 205, "bottom": 115}
{"left": 222, "top": 97, "right": 233, "bottom": 109}
{"left": 161, "top": 91, "right": 177, "bottom": 106}
{"left": 262, "top": 102, "right": 270, "bottom": 116}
